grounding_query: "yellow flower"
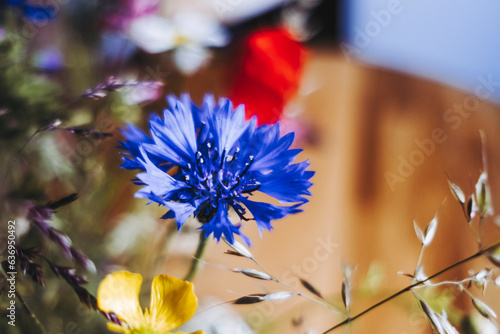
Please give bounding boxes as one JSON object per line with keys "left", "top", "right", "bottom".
{"left": 97, "top": 271, "right": 203, "bottom": 334}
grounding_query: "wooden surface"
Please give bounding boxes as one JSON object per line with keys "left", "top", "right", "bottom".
{"left": 181, "top": 49, "right": 500, "bottom": 333}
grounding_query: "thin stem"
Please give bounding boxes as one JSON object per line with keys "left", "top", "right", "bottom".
{"left": 477, "top": 216, "right": 485, "bottom": 249}
{"left": 320, "top": 241, "right": 500, "bottom": 333}
{"left": 15, "top": 290, "right": 47, "bottom": 334}
{"left": 469, "top": 225, "right": 482, "bottom": 249}
{"left": 1, "top": 271, "right": 46, "bottom": 334}
{"left": 251, "top": 258, "right": 343, "bottom": 315}
{"left": 184, "top": 233, "right": 209, "bottom": 281}
{"left": 461, "top": 286, "right": 478, "bottom": 300}
{"left": 415, "top": 278, "right": 471, "bottom": 289}
{"left": 415, "top": 244, "right": 425, "bottom": 270}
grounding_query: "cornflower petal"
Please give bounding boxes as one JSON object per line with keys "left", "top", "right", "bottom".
{"left": 168, "top": 94, "right": 206, "bottom": 129}
{"left": 207, "top": 99, "right": 249, "bottom": 153}
{"left": 248, "top": 124, "right": 301, "bottom": 172}
{"left": 162, "top": 99, "right": 198, "bottom": 153}
{"left": 162, "top": 201, "right": 199, "bottom": 230}
{"left": 134, "top": 147, "right": 188, "bottom": 198}
{"left": 146, "top": 193, "right": 199, "bottom": 229}
{"left": 257, "top": 161, "right": 314, "bottom": 203}
{"left": 199, "top": 202, "right": 242, "bottom": 244}
{"left": 145, "top": 102, "right": 197, "bottom": 166}
{"left": 120, "top": 124, "right": 153, "bottom": 170}
{"left": 240, "top": 198, "right": 303, "bottom": 236}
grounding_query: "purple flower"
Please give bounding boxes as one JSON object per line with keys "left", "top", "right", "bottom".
{"left": 101, "top": 0, "right": 160, "bottom": 30}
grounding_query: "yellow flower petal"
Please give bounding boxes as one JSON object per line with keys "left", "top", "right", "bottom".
{"left": 174, "top": 331, "right": 204, "bottom": 334}
{"left": 147, "top": 275, "right": 198, "bottom": 331}
{"left": 106, "top": 322, "right": 130, "bottom": 333}
{"left": 97, "top": 271, "right": 145, "bottom": 329}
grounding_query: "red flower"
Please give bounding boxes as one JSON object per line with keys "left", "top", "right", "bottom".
{"left": 229, "top": 28, "right": 308, "bottom": 125}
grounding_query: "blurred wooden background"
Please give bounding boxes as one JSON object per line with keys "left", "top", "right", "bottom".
{"left": 183, "top": 48, "right": 500, "bottom": 333}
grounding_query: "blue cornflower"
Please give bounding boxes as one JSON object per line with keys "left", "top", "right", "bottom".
{"left": 6, "top": 0, "right": 57, "bottom": 22}
{"left": 120, "top": 94, "right": 313, "bottom": 244}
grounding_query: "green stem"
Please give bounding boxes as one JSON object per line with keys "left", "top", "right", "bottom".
{"left": 1, "top": 271, "right": 46, "bottom": 334}
{"left": 184, "top": 233, "right": 209, "bottom": 281}
{"left": 15, "top": 290, "right": 47, "bottom": 334}
{"left": 321, "top": 241, "right": 500, "bottom": 333}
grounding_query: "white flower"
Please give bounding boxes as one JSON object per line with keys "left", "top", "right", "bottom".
{"left": 179, "top": 298, "right": 254, "bottom": 334}
{"left": 129, "top": 12, "right": 229, "bottom": 75}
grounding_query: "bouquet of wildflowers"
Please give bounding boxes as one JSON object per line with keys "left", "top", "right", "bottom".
{"left": 1, "top": 1, "right": 500, "bottom": 334}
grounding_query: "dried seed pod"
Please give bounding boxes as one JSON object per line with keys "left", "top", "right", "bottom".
{"left": 423, "top": 215, "right": 438, "bottom": 246}
{"left": 419, "top": 300, "right": 459, "bottom": 334}
{"left": 341, "top": 264, "right": 352, "bottom": 310}
{"left": 472, "top": 269, "right": 492, "bottom": 294}
{"left": 224, "top": 238, "right": 253, "bottom": 259}
{"left": 233, "top": 268, "right": 273, "bottom": 281}
{"left": 475, "top": 172, "right": 492, "bottom": 218}
{"left": 261, "top": 291, "right": 294, "bottom": 301}
{"left": 299, "top": 278, "right": 323, "bottom": 298}
{"left": 447, "top": 180, "right": 465, "bottom": 204}
{"left": 232, "top": 294, "right": 267, "bottom": 304}
{"left": 233, "top": 291, "right": 294, "bottom": 304}
{"left": 466, "top": 197, "right": 474, "bottom": 223}
{"left": 472, "top": 297, "right": 497, "bottom": 320}
{"left": 494, "top": 276, "right": 500, "bottom": 287}
{"left": 414, "top": 220, "right": 425, "bottom": 245}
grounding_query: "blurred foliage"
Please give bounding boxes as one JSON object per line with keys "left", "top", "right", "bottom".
{"left": 0, "top": 7, "right": 126, "bottom": 334}
{"left": 0, "top": 37, "right": 61, "bottom": 142}
{"left": 0, "top": 4, "right": 196, "bottom": 333}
